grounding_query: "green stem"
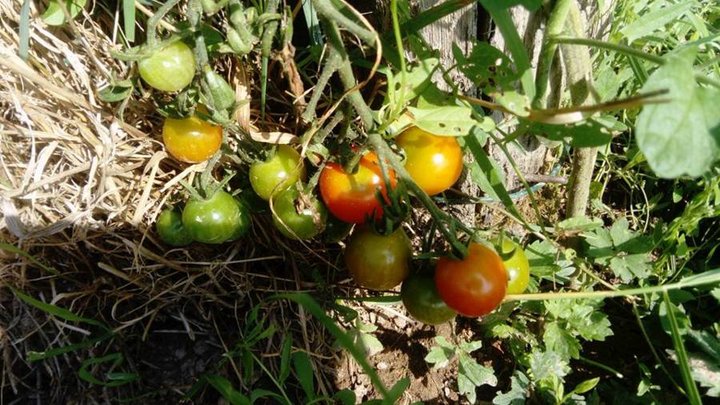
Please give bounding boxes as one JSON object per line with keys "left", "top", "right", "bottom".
{"left": 663, "top": 291, "right": 703, "bottom": 404}
{"left": 311, "top": 0, "right": 376, "bottom": 45}
{"left": 552, "top": 36, "right": 720, "bottom": 89}
{"left": 301, "top": 48, "right": 341, "bottom": 123}
{"left": 260, "top": 0, "right": 280, "bottom": 119}
{"left": 390, "top": 0, "right": 407, "bottom": 110}
{"left": 367, "top": 133, "right": 469, "bottom": 257}
{"left": 577, "top": 355, "right": 623, "bottom": 379}
{"left": 321, "top": 17, "right": 375, "bottom": 128}
{"left": 632, "top": 303, "right": 685, "bottom": 393}
{"left": 146, "top": 0, "right": 181, "bottom": 47}
{"left": 533, "top": 0, "right": 572, "bottom": 109}
{"left": 504, "top": 269, "right": 720, "bottom": 302}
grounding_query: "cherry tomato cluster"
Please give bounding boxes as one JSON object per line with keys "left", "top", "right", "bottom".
{"left": 135, "top": 20, "right": 530, "bottom": 325}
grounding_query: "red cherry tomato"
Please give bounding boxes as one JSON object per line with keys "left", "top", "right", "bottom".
{"left": 319, "top": 152, "right": 396, "bottom": 224}
{"left": 344, "top": 227, "right": 411, "bottom": 290}
{"left": 162, "top": 113, "right": 222, "bottom": 163}
{"left": 434, "top": 243, "right": 507, "bottom": 317}
{"left": 396, "top": 127, "right": 463, "bottom": 196}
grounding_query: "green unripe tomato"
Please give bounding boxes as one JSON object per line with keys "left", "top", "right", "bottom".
{"left": 271, "top": 187, "right": 327, "bottom": 240}
{"left": 182, "top": 190, "right": 251, "bottom": 244}
{"left": 499, "top": 238, "right": 530, "bottom": 294}
{"left": 156, "top": 209, "right": 193, "bottom": 247}
{"left": 249, "top": 145, "right": 306, "bottom": 200}
{"left": 401, "top": 272, "right": 456, "bottom": 325}
{"left": 138, "top": 41, "right": 196, "bottom": 92}
{"left": 344, "top": 227, "right": 411, "bottom": 291}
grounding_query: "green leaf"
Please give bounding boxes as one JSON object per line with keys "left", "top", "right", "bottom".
{"left": 388, "top": 58, "right": 439, "bottom": 108}
{"left": 41, "top": 0, "right": 87, "bottom": 26}
{"left": 10, "top": 287, "right": 108, "bottom": 330}
{"left": 544, "top": 322, "right": 581, "bottom": 360}
{"left": 493, "top": 371, "right": 530, "bottom": 405}
{"left": 408, "top": 105, "right": 477, "bottom": 136}
{"left": 663, "top": 292, "right": 703, "bottom": 404}
{"left": 683, "top": 352, "right": 720, "bottom": 397}
{"left": 609, "top": 254, "right": 652, "bottom": 283}
{"left": 454, "top": 42, "right": 519, "bottom": 92}
{"left": 205, "top": 375, "right": 251, "bottom": 405}
{"left": 122, "top": 0, "right": 135, "bottom": 42}
{"left": 333, "top": 389, "right": 356, "bottom": 405}
{"left": 529, "top": 350, "right": 569, "bottom": 383}
{"left": 636, "top": 48, "right": 720, "bottom": 178}
{"left": 273, "top": 293, "right": 392, "bottom": 398}
{"left": 98, "top": 81, "right": 133, "bottom": 103}
{"left": 659, "top": 300, "right": 691, "bottom": 337}
{"left": 526, "top": 119, "right": 614, "bottom": 147}
{"left": 458, "top": 353, "right": 497, "bottom": 403}
{"left": 425, "top": 336, "right": 455, "bottom": 369}
{"left": 0, "top": 243, "right": 59, "bottom": 275}
{"left": 556, "top": 217, "right": 603, "bottom": 233}
{"left": 571, "top": 377, "right": 600, "bottom": 395}
{"left": 78, "top": 353, "right": 138, "bottom": 387}
{"left": 346, "top": 320, "right": 383, "bottom": 357}
{"left": 494, "top": 91, "right": 530, "bottom": 117}
{"left": 387, "top": 378, "right": 411, "bottom": 403}
{"left": 459, "top": 340, "right": 483, "bottom": 354}
{"left": 620, "top": 1, "right": 696, "bottom": 43}
{"left": 689, "top": 329, "right": 720, "bottom": 363}
{"left": 712, "top": 288, "right": 720, "bottom": 303}
{"left": 292, "top": 351, "right": 315, "bottom": 399}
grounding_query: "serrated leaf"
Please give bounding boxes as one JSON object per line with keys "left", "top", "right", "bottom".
{"left": 636, "top": 48, "right": 720, "bottom": 178}
{"left": 609, "top": 254, "right": 651, "bottom": 283}
{"left": 458, "top": 353, "right": 497, "bottom": 403}
{"left": 493, "top": 371, "right": 530, "bottom": 405}
{"left": 42, "top": 0, "right": 87, "bottom": 26}
{"left": 459, "top": 340, "right": 483, "bottom": 354}
{"left": 544, "top": 322, "right": 581, "bottom": 360}
{"left": 425, "top": 341, "right": 455, "bottom": 369}
{"left": 680, "top": 352, "right": 720, "bottom": 397}
{"left": 408, "top": 105, "right": 477, "bottom": 136}
{"left": 530, "top": 350, "right": 569, "bottom": 382}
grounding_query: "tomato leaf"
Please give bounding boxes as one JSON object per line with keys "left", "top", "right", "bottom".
{"left": 525, "top": 118, "right": 614, "bottom": 147}
{"left": 42, "top": 0, "right": 87, "bottom": 26}
{"left": 98, "top": 81, "right": 133, "bottom": 103}
{"left": 408, "top": 105, "right": 477, "bottom": 136}
{"left": 493, "top": 371, "right": 531, "bottom": 405}
{"left": 544, "top": 322, "right": 581, "bottom": 360}
{"left": 636, "top": 48, "right": 720, "bottom": 178}
{"left": 458, "top": 353, "right": 497, "bottom": 403}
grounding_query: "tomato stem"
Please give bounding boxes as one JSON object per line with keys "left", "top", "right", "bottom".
{"left": 367, "top": 132, "right": 470, "bottom": 258}
{"left": 146, "top": 0, "right": 181, "bottom": 47}
{"left": 504, "top": 269, "right": 720, "bottom": 301}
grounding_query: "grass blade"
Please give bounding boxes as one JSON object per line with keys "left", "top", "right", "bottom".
{"left": 1, "top": 243, "right": 59, "bottom": 275}
{"left": 400, "top": 0, "right": 474, "bottom": 34}
{"left": 274, "top": 293, "right": 395, "bottom": 401}
{"left": 10, "top": 287, "right": 109, "bottom": 330}
{"left": 123, "top": 0, "right": 135, "bottom": 42}
{"left": 205, "top": 375, "right": 251, "bottom": 405}
{"left": 19, "top": 0, "right": 31, "bottom": 60}
{"left": 663, "top": 291, "right": 703, "bottom": 404}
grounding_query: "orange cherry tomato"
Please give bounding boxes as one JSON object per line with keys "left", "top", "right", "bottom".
{"left": 318, "top": 152, "right": 396, "bottom": 224}
{"left": 396, "top": 127, "right": 463, "bottom": 196}
{"left": 162, "top": 113, "right": 222, "bottom": 163}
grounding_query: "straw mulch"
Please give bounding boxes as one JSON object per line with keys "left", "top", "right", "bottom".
{"left": 0, "top": 2, "right": 349, "bottom": 402}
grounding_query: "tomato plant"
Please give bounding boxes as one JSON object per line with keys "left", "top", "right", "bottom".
{"left": 319, "top": 152, "right": 396, "bottom": 224}
{"left": 249, "top": 145, "right": 306, "bottom": 200}
{"left": 138, "top": 41, "right": 196, "bottom": 92}
{"left": 401, "top": 272, "right": 456, "bottom": 325}
{"left": 435, "top": 243, "right": 507, "bottom": 317}
{"left": 155, "top": 208, "right": 193, "bottom": 247}
{"left": 271, "top": 187, "right": 327, "bottom": 240}
{"left": 396, "top": 126, "right": 463, "bottom": 196}
{"left": 182, "top": 190, "right": 251, "bottom": 244}
{"left": 344, "top": 227, "right": 410, "bottom": 290}
{"left": 498, "top": 238, "right": 530, "bottom": 294}
{"left": 162, "top": 113, "right": 223, "bottom": 163}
